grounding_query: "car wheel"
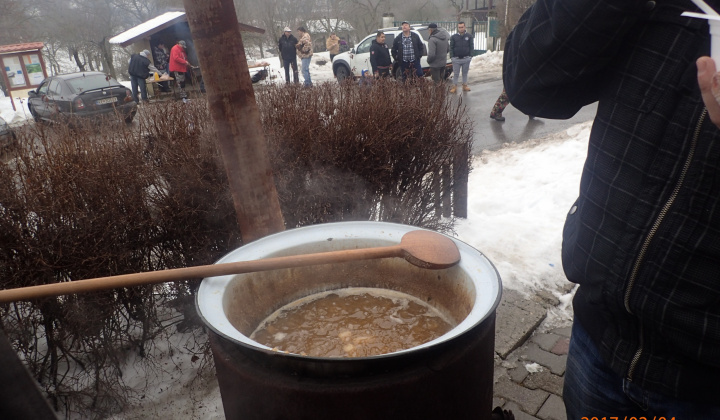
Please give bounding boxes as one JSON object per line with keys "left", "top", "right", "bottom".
{"left": 394, "top": 65, "right": 403, "bottom": 80}
{"left": 125, "top": 109, "right": 136, "bottom": 124}
{"left": 28, "top": 105, "right": 41, "bottom": 122}
{"left": 335, "top": 64, "right": 351, "bottom": 82}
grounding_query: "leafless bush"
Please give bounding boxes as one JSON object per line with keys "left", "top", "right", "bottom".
{"left": 259, "top": 79, "right": 472, "bottom": 230}
{"left": 0, "top": 79, "right": 472, "bottom": 418}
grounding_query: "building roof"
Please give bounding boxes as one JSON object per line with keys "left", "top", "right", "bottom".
{"left": 109, "top": 11, "right": 187, "bottom": 47}
{"left": 0, "top": 42, "right": 44, "bottom": 54}
{"left": 109, "top": 11, "right": 265, "bottom": 48}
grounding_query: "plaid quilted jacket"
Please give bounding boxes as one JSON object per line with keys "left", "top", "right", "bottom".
{"left": 504, "top": 0, "right": 720, "bottom": 403}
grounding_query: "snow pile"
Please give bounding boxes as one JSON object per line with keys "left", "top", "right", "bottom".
{"left": 471, "top": 50, "right": 503, "bottom": 72}
{"left": 0, "top": 97, "right": 31, "bottom": 125}
{"left": 455, "top": 121, "right": 591, "bottom": 296}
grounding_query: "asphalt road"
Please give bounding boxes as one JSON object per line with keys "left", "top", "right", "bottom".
{"left": 459, "top": 78, "right": 598, "bottom": 155}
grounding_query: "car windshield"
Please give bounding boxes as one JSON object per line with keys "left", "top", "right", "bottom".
{"left": 417, "top": 29, "right": 430, "bottom": 41}
{"left": 65, "top": 74, "right": 122, "bottom": 94}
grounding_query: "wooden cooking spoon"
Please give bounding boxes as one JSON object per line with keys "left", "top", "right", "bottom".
{"left": 0, "top": 230, "right": 460, "bottom": 303}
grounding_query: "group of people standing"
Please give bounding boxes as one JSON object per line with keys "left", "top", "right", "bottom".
{"left": 127, "top": 39, "right": 194, "bottom": 104}
{"left": 278, "top": 26, "right": 314, "bottom": 87}
{"left": 364, "top": 21, "right": 472, "bottom": 91}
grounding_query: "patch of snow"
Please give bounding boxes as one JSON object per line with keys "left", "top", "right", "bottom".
{"left": 524, "top": 362, "right": 544, "bottom": 373}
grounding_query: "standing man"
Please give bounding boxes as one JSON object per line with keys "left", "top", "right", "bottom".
{"left": 449, "top": 21, "right": 473, "bottom": 93}
{"left": 505, "top": 0, "right": 720, "bottom": 418}
{"left": 326, "top": 32, "right": 340, "bottom": 61}
{"left": 169, "top": 40, "right": 190, "bottom": 101}
{"left": 128, "top": 49, "right": 159, "bottom": 104}
{"left": 296, "top": 26, "right": 313, "bottom": 87}
{"left": 426, "top": 23, "right": 449, "bottom": 84}
{"left": 369, "top": 31, "right": 392, "bottom": 78}
{"left": 278, "top": 27, "right": 299, "bottom": 84}
{"left": 152, "top": 42, "right": 170, "bottom": 92}
{"left": 391, "top": 22, "right": 425, "bottom": 81}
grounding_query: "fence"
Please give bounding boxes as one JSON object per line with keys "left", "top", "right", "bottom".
{"left": 393, "top": 20, "right": 488, "bottom": 53}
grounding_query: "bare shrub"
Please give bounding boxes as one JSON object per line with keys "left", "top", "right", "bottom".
{"left": 0, "top": 79, "right": 472, "bottom": 418}
{"left": 258, "top": 79, "right": 472, "bottom": 230}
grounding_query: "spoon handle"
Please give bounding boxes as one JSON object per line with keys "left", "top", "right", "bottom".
{"left": 0, "top": 245, "right": 405, "bottom": 303}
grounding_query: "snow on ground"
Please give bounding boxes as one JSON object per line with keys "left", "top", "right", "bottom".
{"left": 456, "top": 122, "right": 590, "bottom": 296}
{"left": 0, "top": 97, "right": 31, "bottom": 125}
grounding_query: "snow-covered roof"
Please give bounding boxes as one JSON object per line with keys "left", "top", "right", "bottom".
{"left": 109, "top": 11, "right": 266, "bottom": 48}
{"left": 109, "top": 12, "right": 186, "bottom": 47}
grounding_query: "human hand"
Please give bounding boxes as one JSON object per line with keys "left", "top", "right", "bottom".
{"left": 697, "top": 56, "right": 720, "bottom": 128}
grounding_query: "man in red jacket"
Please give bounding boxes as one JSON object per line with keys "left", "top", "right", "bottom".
{"left": 169, "top": 40, "right": 190, "bottom": 100}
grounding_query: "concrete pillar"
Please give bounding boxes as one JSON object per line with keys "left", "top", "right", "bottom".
{"left": 382, "top": 13, "right": 395, "bottom": 29}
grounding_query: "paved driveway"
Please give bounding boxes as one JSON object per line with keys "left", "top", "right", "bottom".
{"left": 456, "top": 78, "right": 598, "bottom": 155}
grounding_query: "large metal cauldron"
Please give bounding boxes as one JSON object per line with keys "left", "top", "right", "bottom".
{"left": 196, "top": 222, "right": 501, "bottom": 419}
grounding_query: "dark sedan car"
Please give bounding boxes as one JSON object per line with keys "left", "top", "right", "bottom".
{"left": 28, "top": 72, "right": 137, "bottom": 124}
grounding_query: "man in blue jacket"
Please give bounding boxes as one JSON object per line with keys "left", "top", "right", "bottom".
{"left": 449, "top": 21, "right": 473, "bottom": 93}
{"left": 504, "top": 0, "right": 720, "bottom": 418}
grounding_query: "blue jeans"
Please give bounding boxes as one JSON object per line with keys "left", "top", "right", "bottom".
{"left": 130, "top": 75, "right": 148, "bottom": 103}
{"left": 564, "top": 321, "right": 720, "bottom": 420}
{"left": 452, "top": 56, "right": 471, "bottom": 85}
{"left": 301, "top": 57, "right": 312, "bottom": 86}
{"left": 400, "top": 60, "right": 423, "bottom": 81}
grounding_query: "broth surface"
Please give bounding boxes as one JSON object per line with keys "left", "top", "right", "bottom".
{"left": 250, "top": 287, "right": 455, "bottom": 357}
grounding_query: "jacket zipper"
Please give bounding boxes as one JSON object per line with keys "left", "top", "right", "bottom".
{"left": 624, "top": 108, "right": 706, "bottom": 381}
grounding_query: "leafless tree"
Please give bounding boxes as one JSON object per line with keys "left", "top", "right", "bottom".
{"left": 0, "top": 0, "right": 38, "bottom": 43}
{"left": 497, "top": 0, "right": 534, "bottom": 39}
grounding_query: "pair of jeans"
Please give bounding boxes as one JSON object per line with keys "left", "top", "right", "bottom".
{"left": 130, "top": 75, "right": 148, "bottom": 103}
{"left": 451, "top": 56, "right": 471, "bottom": 85}
{"left": 301, "top": 57, "right": 312, "bottom": 86}
{"left": 283, "top": 58, "right": 299, "bottom": 83}
{"left": 564, "top": 320, "right": 720, "bottom": 420}
{"left": 400, "top": 60, "right": 423, "bottom": 81}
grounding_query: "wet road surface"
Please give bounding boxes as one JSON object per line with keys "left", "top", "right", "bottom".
{"left": 458, "top": 78, "right": 598, "bottom": 155}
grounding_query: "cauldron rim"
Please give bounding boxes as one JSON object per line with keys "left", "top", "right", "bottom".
{"left": 196, "top": 221, "right": 502, "bottom": 362}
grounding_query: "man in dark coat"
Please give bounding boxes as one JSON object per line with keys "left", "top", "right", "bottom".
{"left": 449, "top": 21, "right": 474, "bottom": 93}
{"left": 505, "top": 0, "right": 720, "bottom": 418}
{"left": 426, "top": 23, "right": 449, "bottom": 84}
{"left": 128, "top": 49, "right": 159, "bottom": 104}
{"left": 278, "top": 27, "right": 299, "bottom": 84}
{"left": 391, "top": 22, "right": 425, "bottom": 81}
{"left": 369, "top": 31, "right": 392, "bottom": 78}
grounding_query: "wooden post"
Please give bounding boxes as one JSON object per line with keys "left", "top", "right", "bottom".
{"left": 453, "top": 146, "right": 469, "bottom": 219}
{"left": 182, "top": 0, "right": 285, "bottom": 242}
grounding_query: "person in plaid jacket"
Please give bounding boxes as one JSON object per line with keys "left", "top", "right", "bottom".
{"left": 505, "top": 0, "right": 720, "bottom": 418}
